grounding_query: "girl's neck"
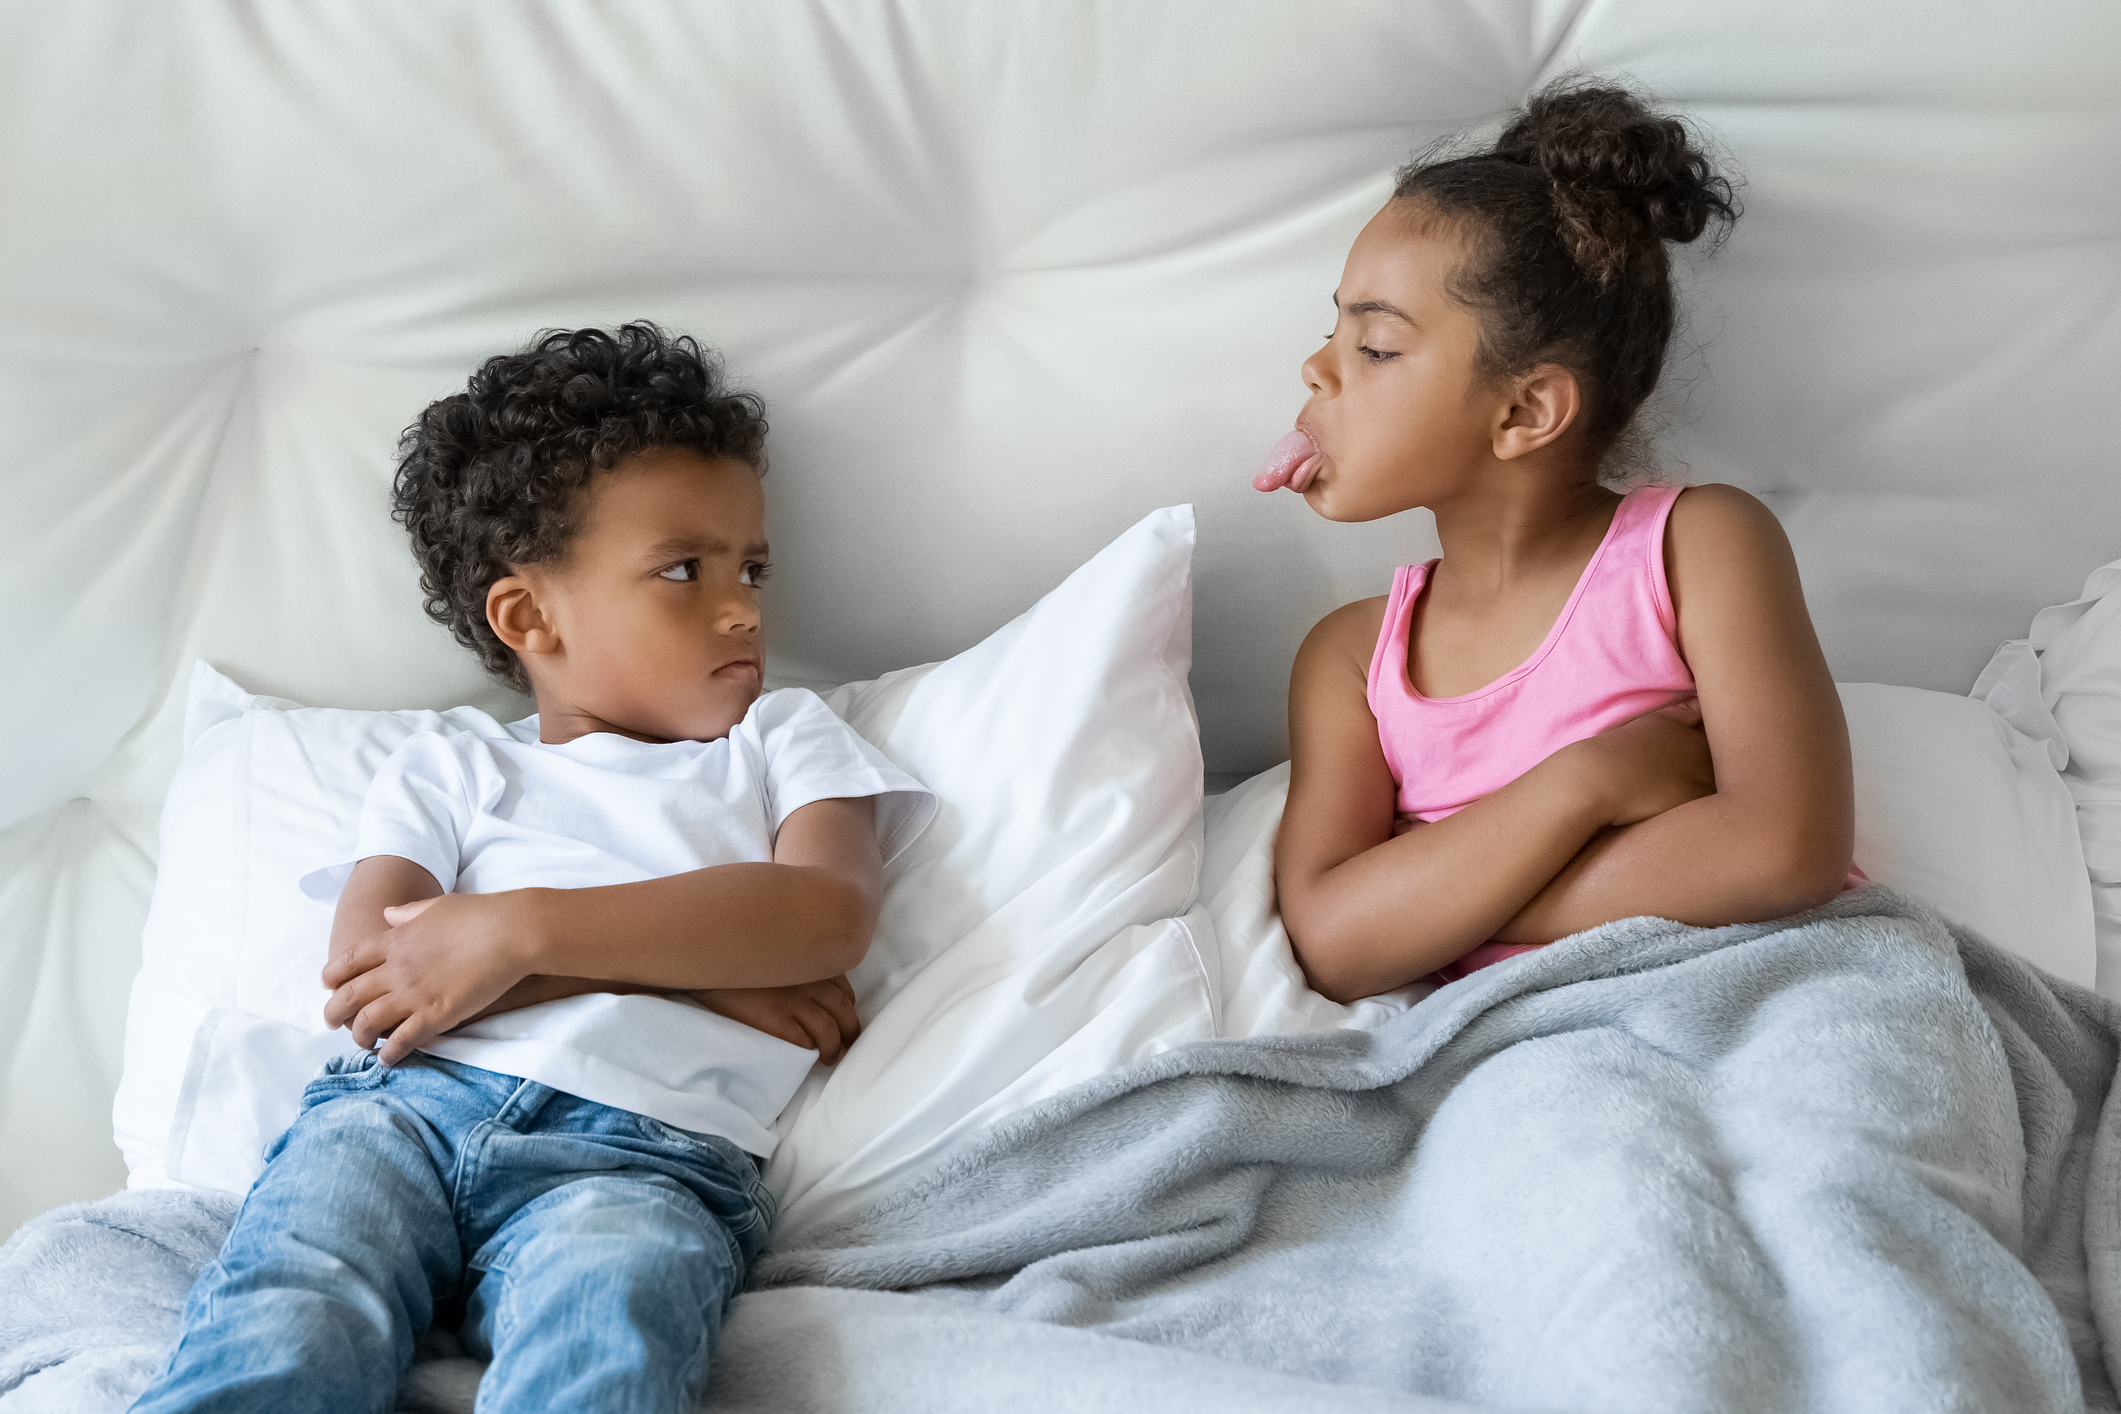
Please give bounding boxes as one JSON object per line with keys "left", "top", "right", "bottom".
{"left": 1427, "top": 471, "right": 1620, "bottom": 596}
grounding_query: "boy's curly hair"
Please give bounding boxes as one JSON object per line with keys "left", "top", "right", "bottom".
{"left": 392, "top": 322, "right": 769, "bottom": 693}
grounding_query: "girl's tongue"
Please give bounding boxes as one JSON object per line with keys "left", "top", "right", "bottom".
{"left": 1253, "top": 428, "right": 1322, "bottom": 492}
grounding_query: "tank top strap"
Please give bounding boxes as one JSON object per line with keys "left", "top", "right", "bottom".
{"left": 1602, "top": 483, "right": 1684, "bottom": 641}
{"left": 1366, "top": 560, "right": 1434, "bottom": 718}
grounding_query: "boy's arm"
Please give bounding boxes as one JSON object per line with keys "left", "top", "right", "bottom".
{"left": 1489, "top": 485, "right": 1853, "bottom": 943}
{"left": 328, "top": 855, "right": 444, "bottom": 971}
{"left": 324, "top": 796, "right": 883, "bottom": 1063}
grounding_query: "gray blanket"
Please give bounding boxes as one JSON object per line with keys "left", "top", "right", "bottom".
{"left": 7, "top": 889, "right": 2119, "bottom": 1412}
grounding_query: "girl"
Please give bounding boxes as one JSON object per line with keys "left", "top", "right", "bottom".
{"left": 1261, "top": 82, "right": 1855, "bottom": 1003}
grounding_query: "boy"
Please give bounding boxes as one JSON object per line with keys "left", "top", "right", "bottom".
{"left": 133, "top": 324, "right": 933, "bottom": 1414}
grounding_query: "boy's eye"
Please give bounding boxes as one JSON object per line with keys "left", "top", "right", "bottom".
{"left": 740, "top": 561, "right": 772, "bottom": 588}
{"left": 658, "top": 560, "right": 699, "bottom": 582}
{"left": 1358, "top": 344, "right": 1399, "bottom": 364}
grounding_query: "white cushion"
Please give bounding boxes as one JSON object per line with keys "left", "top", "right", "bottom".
{"left": 768, "top": 507, "right": 1207, "bottom": 1232}
{"left": 1840, "top": 684, "right": 2093, "bottom": 988}
{"left": 113, "top": 508, "right": 1208, "bottom": 1214}
{"left": 114, "top": 663, "right": 531, "bottom": 1189}
{"left": 1975, "top": 555, "right": 2121, "bottom": 995}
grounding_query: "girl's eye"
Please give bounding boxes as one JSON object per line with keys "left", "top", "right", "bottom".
{"left": 658, "top": 560, "right": 699, "bottom": 583}
{"left": 1358, "top": 344, "right": 1399, "bottom": 364}
{"left": 740, "top": 561, "right": 772, "bottom": 587}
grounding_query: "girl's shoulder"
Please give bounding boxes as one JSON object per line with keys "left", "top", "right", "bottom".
{"left": 1660, "top": 482, "right": 1803, "bottom": 624}
{"left": 1305, "top": 593, "right": 1391, "bottom": 651}
{"left": 1295, "top": 594, "right": 1393, "bottom": 688}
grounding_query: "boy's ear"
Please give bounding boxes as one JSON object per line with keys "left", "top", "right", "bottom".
{"left": 487, "top": 574, "right": 560, "bottom": 658}
{"left": 1492, "top": 363, "right": 1582, "bottom": 462}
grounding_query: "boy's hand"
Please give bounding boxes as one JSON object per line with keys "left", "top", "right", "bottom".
{"left": 323, "top": 893, "right": 538, "bottom": 1065}
{"left": 691, "top": 976, "right": 861, "bottom": 1064}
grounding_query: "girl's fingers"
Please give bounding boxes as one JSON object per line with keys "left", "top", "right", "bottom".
{"left": 1653, "top": 697, "right": 1703, "bottom": 727}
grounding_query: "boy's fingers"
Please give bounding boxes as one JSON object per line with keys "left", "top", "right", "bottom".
{"left": 381, "top": 897, "right": 440, "bottom": 926}
{"left": 818, "top": 985, "right": 860, "bottom": 1047}
{"left": 321, "top": 940, "right": 383, "bottom": 990}
{"left": 799, "top": 1000, "right": 848, "bottom": 1063}
{"left": 324, "top": 971, "right": 391, "bottom": 1029}
{"left": 378, "top": 1016, "right": 436, "bottom": 1066}
{"left": 351, "top": 997, "right": 414, "bottom": 1053}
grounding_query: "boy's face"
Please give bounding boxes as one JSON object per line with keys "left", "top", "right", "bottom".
{"left": 501, "top": 448, "right": 769, "bottom": 744}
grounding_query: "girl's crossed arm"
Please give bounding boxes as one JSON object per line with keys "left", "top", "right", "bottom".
{"left": 1277, "top": 487, "right": 1850, "bottom": 1003}
{"left": 1491, "top": 485, "right": 1852, "bottom": 945}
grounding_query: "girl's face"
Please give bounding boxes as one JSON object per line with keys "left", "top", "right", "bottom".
{"left": 1295, "top": 203, "right": 1500, "bottom": 522}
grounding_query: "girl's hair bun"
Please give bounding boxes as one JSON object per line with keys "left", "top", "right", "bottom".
{"left": 1494, "top": 81, "right": 1737, "bottom": 285}
{"left": 1389, "top": 78, "right": 1741, "bottom": 468}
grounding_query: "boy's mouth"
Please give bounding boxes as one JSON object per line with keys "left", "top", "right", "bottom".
{"left": 713, "top": 657, "right": 762, "bottom": 684}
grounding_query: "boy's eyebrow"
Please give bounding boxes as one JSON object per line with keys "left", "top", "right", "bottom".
{"left": 644, "top": 535, "right": 771, "bottom": 559}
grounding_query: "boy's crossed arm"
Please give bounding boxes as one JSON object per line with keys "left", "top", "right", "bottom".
{"left": 322, "top": 795, "right": 881, "bottom": 1066}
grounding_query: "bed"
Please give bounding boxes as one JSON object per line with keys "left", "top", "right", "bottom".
{"left": 4, "top": 2, "right": 2120, "bottom": 1410}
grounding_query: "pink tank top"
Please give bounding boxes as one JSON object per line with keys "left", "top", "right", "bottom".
{"left": 1371, "top": 484, "right": 1865, "bottom": 984}
{"left": 1369, "top": 485, "right": 1694, "bottom": 985}
{"left": 1368, "top": 485, "right": 1695, "bottom": 825}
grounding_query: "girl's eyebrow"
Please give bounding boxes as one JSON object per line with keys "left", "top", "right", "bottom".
{"left": 1338, "top": 295, "right": 1418, "bottom": 325}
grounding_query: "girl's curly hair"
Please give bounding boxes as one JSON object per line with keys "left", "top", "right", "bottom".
{"left": 1394, "top": 79, "right": 1740, "bottom": 470}
{"left": 392, "top": 322, "right": 769, "bottom": 692}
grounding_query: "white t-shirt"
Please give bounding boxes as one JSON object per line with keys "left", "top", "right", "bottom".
{"left": 302, "top": 688, "right": 935, "bottom": 1155}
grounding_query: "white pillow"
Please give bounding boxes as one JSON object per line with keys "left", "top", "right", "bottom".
{"left": 1841, "top": 683, "right": 2094, "bottom": 987}
{"left": 766, "top": 506, "right": 1209, "bottom": 1233}
{"left": 114, "top": 664, "right": 534, "bottom": 1189}
{"left": 1974, "top": 555, "right": 2121, "bottom": 996}
{"left": 1192, "top": 683, "right": 2097, "bottom": 1038}
{"left": 115, "top": 507, "right": 1210, "bottom": 1210}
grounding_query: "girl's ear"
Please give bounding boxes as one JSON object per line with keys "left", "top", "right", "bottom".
{"left": 487, "top": 574, "right": 561, "bottom": 658}
{"left": 1492, "top": 364, "right": 1582, "bottom": 461}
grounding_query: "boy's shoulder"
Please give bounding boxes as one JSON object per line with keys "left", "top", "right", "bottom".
{"left": 740, "top": 686, "right": 859, "bottom": 750}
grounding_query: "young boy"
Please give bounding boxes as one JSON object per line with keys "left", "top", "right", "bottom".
{"left": 133, "top": 324, "right": 933, "bottom": 1414}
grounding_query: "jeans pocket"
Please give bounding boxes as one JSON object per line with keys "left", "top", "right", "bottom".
{"left": 634, "top": 1118, "right": 776, "bottom": 1226}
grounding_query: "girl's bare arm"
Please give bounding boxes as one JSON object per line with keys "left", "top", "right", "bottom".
{"left": 1491, "top": 486, "right": 1852, "bottom": 943}
{"left": 1275, "top": 601, "right": 1712, "bottom": 1002}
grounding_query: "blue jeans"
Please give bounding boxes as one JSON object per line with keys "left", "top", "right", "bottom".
{"left": 131, "top": 1052, "right": 775, "bottom": 1414}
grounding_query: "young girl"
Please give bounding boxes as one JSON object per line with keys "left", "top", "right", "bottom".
{"left": 1260, "top": 82, "right": 1855, "bottom": 1003}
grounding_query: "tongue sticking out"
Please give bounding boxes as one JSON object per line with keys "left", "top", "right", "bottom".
{"left": 1253, "top": 428, "right": 1322, "bottom": 493}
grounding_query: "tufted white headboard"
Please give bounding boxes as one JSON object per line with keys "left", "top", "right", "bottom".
{"left": 1, "top": 2, "right": 2116, "bottom": 1227}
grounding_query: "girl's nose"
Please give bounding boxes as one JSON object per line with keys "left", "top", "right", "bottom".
{"left": 1300, "top": 344, "right": 1333, "bottom": 396}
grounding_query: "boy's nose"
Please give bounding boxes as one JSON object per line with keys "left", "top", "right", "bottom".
{"left": 716, "top": 594, "right": 759, "bottom": 635}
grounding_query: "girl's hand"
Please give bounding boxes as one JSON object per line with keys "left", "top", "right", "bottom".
{"left": 322, "top": 891, "right": 542, "bottom": 1064}
{"left": 691, "top": 976, "right": 861, "bottom": 1063}
{"left": 1566, "top": 698, "right": 1715, "bottom": 827}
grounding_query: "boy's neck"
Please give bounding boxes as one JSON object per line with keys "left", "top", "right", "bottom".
{"left": 531, "top": 690, "right": 673, "bottom": 746}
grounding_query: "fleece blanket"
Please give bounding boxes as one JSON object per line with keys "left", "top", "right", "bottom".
{"left": 6, "top": 888, "right": 2120, "bottom": 1413}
